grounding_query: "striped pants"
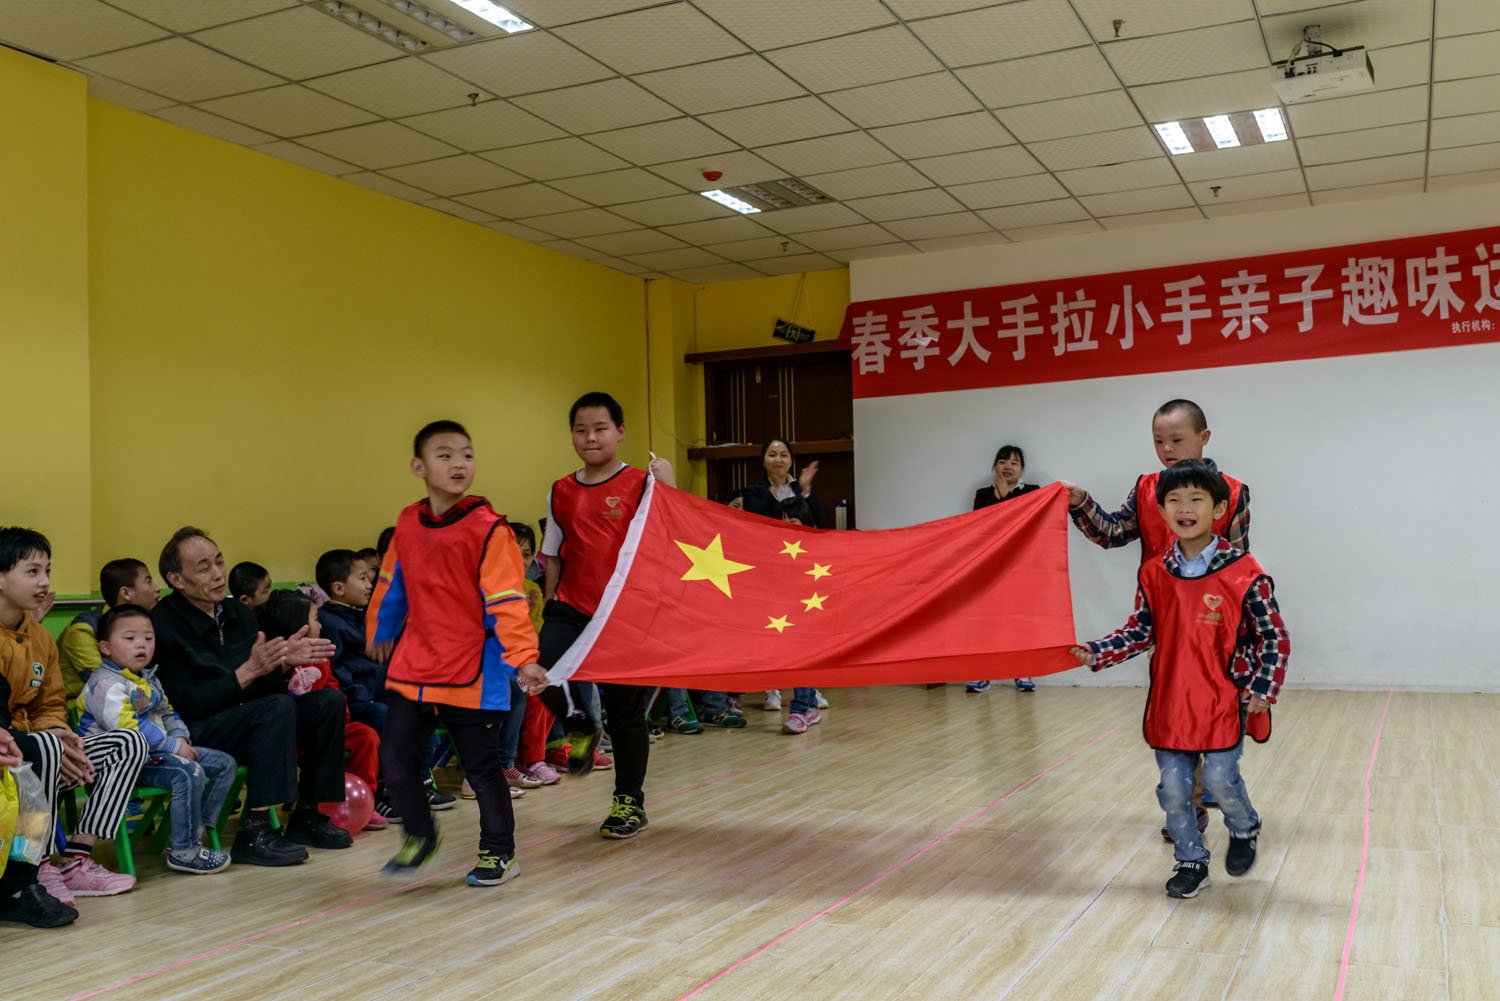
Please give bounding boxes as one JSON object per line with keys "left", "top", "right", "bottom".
{"left": 11, "top": 727, "right": 149, "bottom": 852}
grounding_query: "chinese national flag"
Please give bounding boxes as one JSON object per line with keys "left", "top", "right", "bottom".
{"left": 548, "top": 481, "right": 1078, "bottom": 690}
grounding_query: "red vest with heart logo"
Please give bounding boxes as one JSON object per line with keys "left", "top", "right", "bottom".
{"left": 1135, "top": 470, "right": 1244, "bottom": 564}
{"left": 1138, "top": 549, "right": 1268, "bottom": 752}
{"left": 550, "top": 464, "right": 649, "bottom": 616}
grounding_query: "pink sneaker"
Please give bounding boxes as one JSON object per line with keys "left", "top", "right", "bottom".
{"left": 363, "top": 811, "right": 389, "bottom": 830}
{"left": 504, "top": 766, "right": 543, "bottom": 789}
{"left": 60, "top": 857, "right": 136, "bottom": 897}
{"left": 803, "top": 707, "right": 822, "bottom": 726}
{"left": 782, "top": 712, "right": 810, "bottom": 735}
{"left": 593, "top": 750, "right": 614, "bottom": 771}
{"left": 523, "top": 761, "right": 561, "bottom": 785}
{"left": 37, "top": 861, "right": 76, "bottom": 906}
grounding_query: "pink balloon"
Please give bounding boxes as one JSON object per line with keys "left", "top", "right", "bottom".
{"left": 319, "top": 772, "right": 375, "bottom": 832}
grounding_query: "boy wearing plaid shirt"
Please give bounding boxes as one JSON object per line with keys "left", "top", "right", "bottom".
{"left": 1071, "top": 461, "right": 1288, "bottom": 899}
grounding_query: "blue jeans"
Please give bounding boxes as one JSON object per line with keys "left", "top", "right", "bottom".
{"left": 1156, "top": 744, "right": 1260, "bottom": 863}
{"left": 789, "top": 688, "right": 818, "bottom": 715}
{"left": 667, "top": 689, "right": 728, "bottom": 718}
{"left": 498, "top": 678, "right": 526, "bottom": 769}
{"left": 138, "top": 747, "right": 237, "bottom": 853}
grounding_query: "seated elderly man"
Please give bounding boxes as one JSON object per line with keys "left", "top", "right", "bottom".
{"left": 151, "top": 526, "right": 350, "bottom": 866}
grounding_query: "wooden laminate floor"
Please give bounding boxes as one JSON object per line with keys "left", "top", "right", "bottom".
{"left": 4, "top": 686, "right": 1493, "bottom": 1001}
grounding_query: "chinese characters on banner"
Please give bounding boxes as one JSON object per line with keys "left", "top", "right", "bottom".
{"left": 838, "top": 225, "right": 1500, "bottom": 399}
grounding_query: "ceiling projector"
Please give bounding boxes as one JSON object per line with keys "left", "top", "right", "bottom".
{"left": 1271, "top": 26, "right": 1374, "bottom": 103}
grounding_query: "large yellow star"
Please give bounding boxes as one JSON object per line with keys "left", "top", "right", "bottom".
{"left": 676, "top": 534, "right": 754, "bottom": 597}
{"left": 766, "top": 614, "right": 793, "bottom": 634}
{"left": 801, "top": 593, "right": 827, "bottom": 611}
{"left": 780, "top": 540, "right": 806, "bottom": 560}
{"left": 806, "top": 562, "right": 832, "bottom": 580}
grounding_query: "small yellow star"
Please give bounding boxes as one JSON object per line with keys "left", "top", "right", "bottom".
{"left": 780, "top": 540, "right": 806, "bottom": 560}
{"left": 805, "top": 563, "right": 832, "bottom": 580}
{"left": 676, "top": 534, "right": 754, "bottom": 597}
{"left": 801, "top": 593, "right": 827, "bottom": 611}
{"left": 766, "top": 614, "right": 793, "bottom": 634}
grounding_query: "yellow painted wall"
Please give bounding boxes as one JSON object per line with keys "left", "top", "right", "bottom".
{"left": 0, "top": 47, "right": 93, "bottom": 593}
{"left": 86, "top": 101, "right": 648, "bottom": 584}
{"left": 644, "top": 278, "right": 702, "bottom": 493}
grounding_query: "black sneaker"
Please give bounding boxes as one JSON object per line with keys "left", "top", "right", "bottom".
{"left": 373, "top": 793, "right": 402, "bottom": 824}
{"left": 1226, "top": 829, "right": 1259, "bottom": 877}
{"left": 599, "top": 794, "right": 648, "bottom": 839}
{"left": 425, "top": 774, "right": 458, "bottom": 811}
{"left": 285, "top": 811, "right": 354, "bottom": 850}
{"left": 382, "top": 833, "right": 440, "bottom": 878}
{"left": 466, "top": 851, "right": 520, "bottom": 887}
{"left": 1165, "top": 860, "right": 1211, "bottom": 898}
{"left": 566, "top": 720, "right": 602, "bottom": 776}
{"left": 0, "top": 883, "right": 79, "bottom": 928}
{"left": 231, "top": 825, "right": 309, "bottom": 866}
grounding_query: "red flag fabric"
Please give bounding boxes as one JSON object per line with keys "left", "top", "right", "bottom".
{"left": 549, "top": 481, "right": 1078, "bottom": 690}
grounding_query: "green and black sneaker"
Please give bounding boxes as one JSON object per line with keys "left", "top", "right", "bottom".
{"left": 466, "top": 851, "right": 520, "bottom": 887}
{"left": 381, "top": 833, "right": 440, "bottom": 878}
{"left": 567, "top": 720, "right": 603, "bottom": 776}
{"left": 599, "top": 794, "right": 648, "bottom": 839}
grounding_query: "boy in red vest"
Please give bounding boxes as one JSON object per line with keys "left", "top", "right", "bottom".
{"left": 1071, "top": 461, "right": 1288, "bottom": 899}
{"left": 366, "top": 420, "right": 544, "bottom": 886}
{"left": 523, "top": 392, "right": 673, "bottom": 840}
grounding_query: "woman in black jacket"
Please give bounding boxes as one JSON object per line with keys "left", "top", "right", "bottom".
{"left": 742, "top": 438, "right": 826, "bottom": 528}
{"left": 969, "top": 444, "right": 1038, "bottom": 693}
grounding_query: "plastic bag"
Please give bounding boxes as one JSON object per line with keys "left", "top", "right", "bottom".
{"left": 0, "top": 767, "right": 17, "bottom": 877}
{"left": 8, "top": 763, "right": 51, "bottom": 865}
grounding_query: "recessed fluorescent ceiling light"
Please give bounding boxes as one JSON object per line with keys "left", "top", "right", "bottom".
{"left": 1153, "top": 108, "right": 1289, "bottom": 155}
{"left": 444, "top": 0, "right": 532, "bottom": 32}
{"left": 701, "top": 190, "right": 761, "bottom": 214}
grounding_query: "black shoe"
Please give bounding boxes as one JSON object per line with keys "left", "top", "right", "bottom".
{"left": 285, "top": 811, "right": 354, "bottom": 850}
{"left": 373, "top": 794, "right": 402, "bottom": 824}
{"left": 1165, "top": 860, "right": 1210, "bottom": 898}
{"left": 382, "top": 833, "right": 440, "bottom": 878}
{"left": 599, "top": 794, "right": 648, "bottom": 839}
{"left": 424, "top": 774, "right": 458, "bottom": 811}
{"left": 566, "top": 720, "right": 602, "bottom": 776}
{"left": 232, "top": 825, "right": 309, "bottom": 866}
{"left": 0, "top": 883, "right": 79, "bottom": 928}
{"left": 465, "top": 851, "right": 520, "bottom": 887}
{"left": 1226, "top": 829, "right": 1259, "bottom": 877}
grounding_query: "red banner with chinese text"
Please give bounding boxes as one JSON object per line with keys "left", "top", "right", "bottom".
{"left": 839, "top": 225, "right": 1500, "bottom": 398}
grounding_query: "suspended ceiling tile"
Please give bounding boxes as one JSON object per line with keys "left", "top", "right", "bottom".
{"left": 869, "top": 111, "right": 1016, "bottom": 158}
{"left": 1427, "top": 168, "right": 1500, "bottom": 190}
{"left": 484, "top": 220, "right": 558, "bottom": 242}
{"left": 1102, "top": 20, "right": 1267, "bottom": 86}
{"left": 0, "top": 0, "right": 166, "bottom": 60}
{"left": 555, "top": 4, "right": 747, "bottom": 75}
{"left": 910, "top": 0, "right": 1092, "bottom": 68}
{"left": 803, "top": 162, "right": 933, "bottom": 200}
{"left": 767, "top": 25, "right": 942, "bottom": 93}
{"left": 1057, "top": 157, "right": 1181, "bottom": 196}
{"left": 191, "top": 6, "right": 398, "bottom": 80}
{"left": 1186, "top": 167, "right": 1306, "bottom": 203}
{"left": 1129, "top": 69, "right": 1279, "bottom": 123}
{"left": 1261, "top": 0, "right": 1434, "bottom": 55}
{"left": 826, "top": 242, "right": 915, "bottom": 261}
{"left": 997, "top": 90, "right": 1144, "bottom": 143}
{"left": 1428, "top": 142, "right": 1500, "bottom": 176}
{"left": 383, "top": 154, "right": 528, "bottom": 196}
{"left": 85, "top": 74, "right": 175, "bottom": 112}
{"left": 422, "top": 33, "right": 613, "bottom": 97}
{"left": 795, "top": 223, "right": 902, "bottom": 251}
{"left": 198, "top": 84, "right": 378, "bottom": 137}
{"left": 305, "top": 58, "right": 492, "bottom": 119}
{"left": 1172, "top": 141, "right": 1301, "bottom": 181}
{"left": 1071, "top": 0, "right": 1257, "bottom": 41}
{"left": 513, "top": 78, "right": 679, "bottom": 134}
{"left": 458, "top": 182, "right": 590, "bottom": 217}
{"left": 508, "top": 0, "right": 685, "bottom": 28}
{"left": 549, "top": 167, "right": 685, "bottom": 204}
{"left": 1002, "top": 219, "right": 1105, "bottom": 241}
{"left": 1365, "top": 40, "right": 1434, "bottom": 89}
{"left": 479, "top": 137, "right": 627, "bottom": 179}
{"left": 659, "top": 215, "right": 774, "bottom": 244}
{"left": 402, "top": 100, "right": 565, "bottom": 150}
{"left": 76, "top": 38, "right": 281, "bottom": 102}
{"left": 881, "top": 211, "right": 992, "bottom": 241}
{"left": 1286, "top": 84, "right": 1430, "bottom": 136}
{"left": 585, "top": 118, "right": 739, "bottom": 165}
{"left": 910, "top": 232, "right": 1010, "bottom": 253}
{"left": 576, "top": 229, "right": 690, "bottom": 255}
{"left": 844, "top": 187, "right": 966, "bottom": 221}
{"left": 625, "top": 247, "right": 732, "bottom": 271}
{"left": 515, "top": 208, "right": 638, "bottom": 238}
{"left": 691, "top": 0, "right": 895, "bottom": 49}
{"left": 634, "top": 55, "right": 808, "bottom": 114}
{"left": 670, "top": 262, "right": 765, "bottom": 283}
{"left": 1297, "top": 122, "right": 1427, "bottom": 165}
{"left": 975, "top": 198, "right": 1091, "bottom": 229}
{"left": 612, "top": 193, "right": 739, "bottom": 226}
{"left": 1433, "top": 75, "right": 1500, "bottom": 119}
{"left": 1435, "top": 1, "right": 1500, "bottom": 36}
{"left": 299, "top": 120, "right": 462, "bottom": 169}
{"left": 1435, "top": 31, "right": 1500, "bottom": 81}
{"left": 419, "top": 198, "right": 499, "bottom": 224}
{"left": 1310, "top": 178, "right": 1426, "bottom": 204}
{"left": 948, "top": 172, "right": 1072, "bottom": 209}
{"left": 1097, "top": 206, "right": 1206, "bottom": 229}
{"left": 823, "top": 73, "right": 982, "bottom": 129}
{"left": 958, "top": 47, "right": 1120, "bottom": 109}
{"left": 342, "top": 171, "right": 431, "bottom": 201}
{"left": 1201, "top": 192, "right": 1310, "bottom": 217}
{"left": 1302, "top": 151, "right": 1425, "bottom": 189}
{"left": 883, "top": 0, "right": 1002, "bottom": 17}
{"left": 752, "top": 202, "right": 867, "bottom": 233}
{"left": 1077, "top": 183, "right": 1193, "bottom": 216}
{"left": 648, "top": 150, "right": 784, "bottom": 189}
{"left": 705, "top": 236, "right": 810, "bottom": 260}
{"left": 755, "top": 131, "right": 896, "bottom": 176}
{"left": 745, "top": 252, "right": 842, "bottom": 275}
{"left": 1028, "top": 126, "right": 1163, "bottom": 171}
{"left": 701, "top": 95, "right": 856, "bottom": 147}
{"left": 253, "top": 139, "right": 358, "bottom": 175}
{"left": 106, "top": 0, "right": 294, "bottom": 33}
{"left": 911, "top": 146, "right": 1045, "bottom": 186}
{"left": 152, "top": 104, "right": 275, "bottom": 145}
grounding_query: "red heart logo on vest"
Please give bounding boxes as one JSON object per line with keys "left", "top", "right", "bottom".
{"left": 1203, "top": 594, "right": 1224, "bottom": 610}
{"left": 605, "top": 496, "right": 621, "bottom": 508}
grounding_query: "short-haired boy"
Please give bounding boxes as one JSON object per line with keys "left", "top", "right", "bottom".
{"left": 229, "top": 562, "right": 272, "bottom": 609}
{"left": 315, "top": 549, "right": 387, "bottom": 731}
{"left": 57, "top": 558, "right": 159, "bottom": 698}
{"left": 526, "top": 392, "right": 674, "bottom": 839}
{"left": 1071, "top": 462, "right": 1288, "bottom": 898}
{"left": 77, "top": 605, "right": 235, "bottom": 874}
{"left": 367, "top": 420, "right": 542, "bottom": 885}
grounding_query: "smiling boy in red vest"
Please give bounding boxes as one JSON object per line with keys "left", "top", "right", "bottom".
{"left": 1071, "top": 461, "right": 1288, "bottom": 899}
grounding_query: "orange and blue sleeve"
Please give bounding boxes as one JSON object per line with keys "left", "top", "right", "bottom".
{"left": 366, "top": 538, "right": 409, "bottom": 649}
{"left": 479, "top": 526, "right": 540, "bottom": 669}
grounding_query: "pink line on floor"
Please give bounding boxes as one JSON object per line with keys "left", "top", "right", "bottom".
{"left": 675, "top": 721, "right": 1125, "bottom": 1001}
{"left": 1333, "top": 689, "right": 1394, "bottom": 1001}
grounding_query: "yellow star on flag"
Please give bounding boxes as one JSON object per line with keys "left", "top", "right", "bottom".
{"left": 801, "top": 593, "right": 827, "bottom": 611}
{"left": 806, "top": 562, "right": 832, "bottom": 580}
{"left": 676, "top": 534, "right": 754, "bottom": 597}
{"left": 780, "top": 540, "right": 806, "bottom": 560}
{"left": 766, "top": 614, "right": 793, "bottom": 634}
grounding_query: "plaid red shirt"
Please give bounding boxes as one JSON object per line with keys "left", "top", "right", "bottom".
{"left": 1070, "top": 457, "right": 1251, "bottom": 552}
{"left": 1086, "top": 539, "right": 1289, "bottom": 702}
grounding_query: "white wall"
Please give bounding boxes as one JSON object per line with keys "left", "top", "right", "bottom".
{"left": 852, "top": 183, "right": 1500, "bottom": 693}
